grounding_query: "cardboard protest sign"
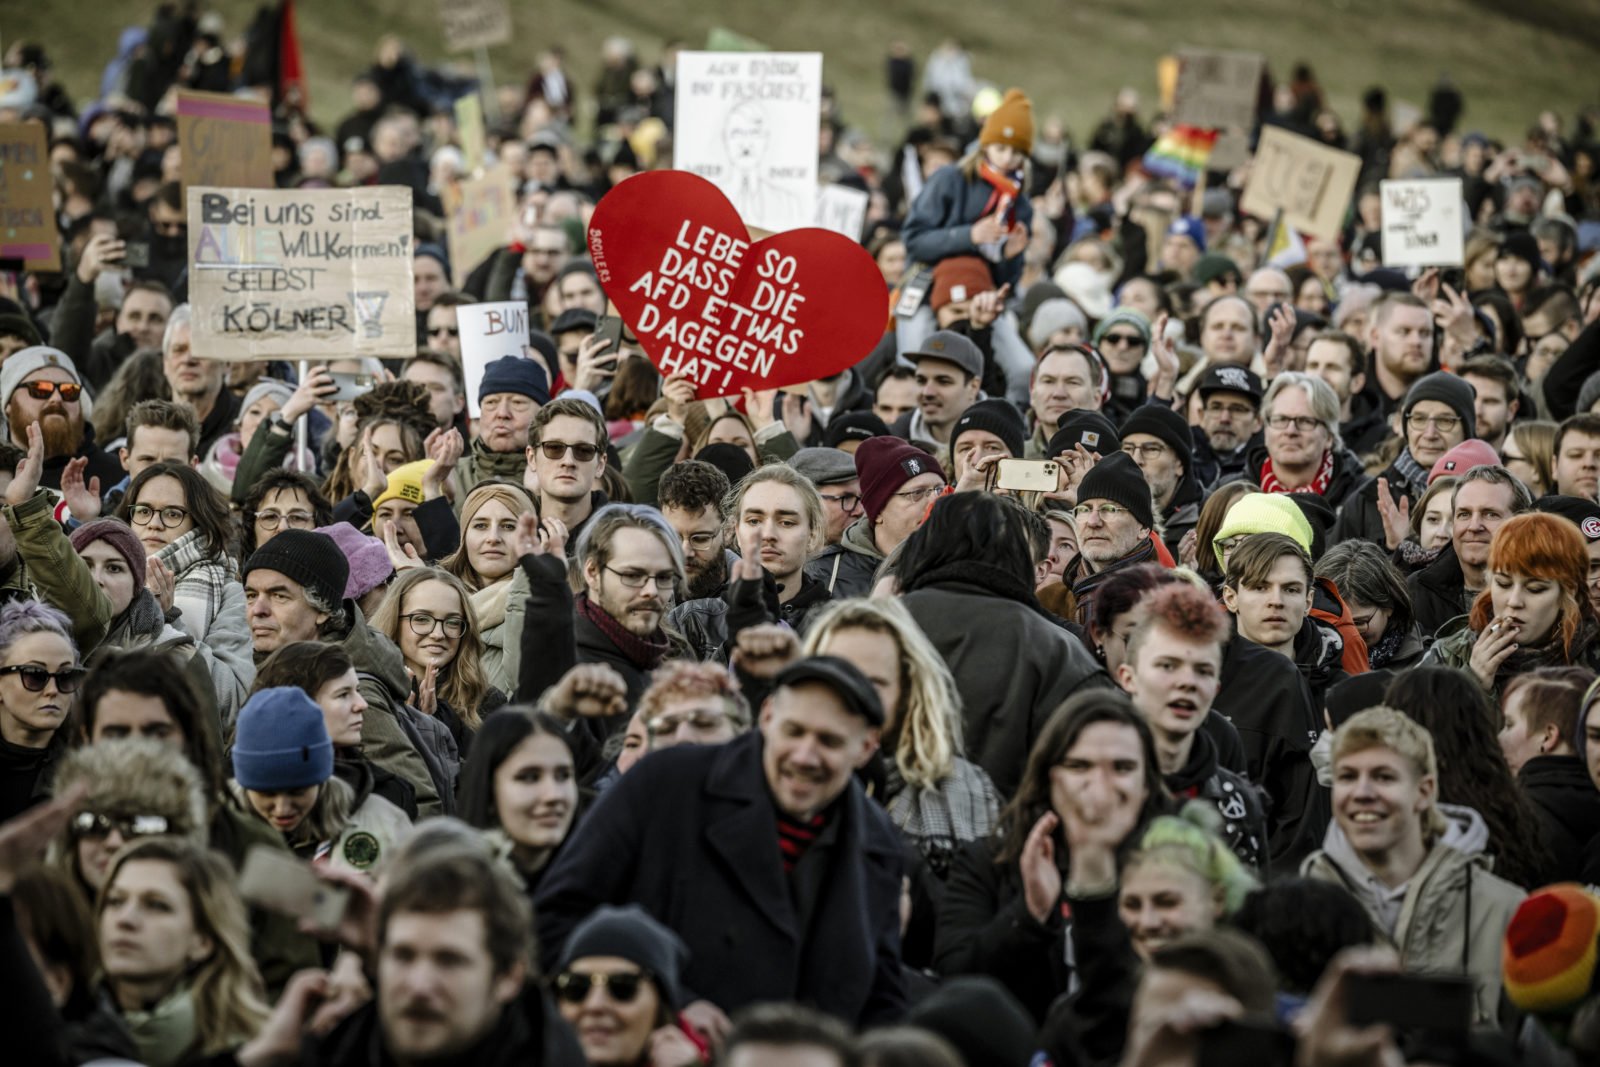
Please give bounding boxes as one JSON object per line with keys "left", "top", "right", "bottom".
{"left": 457, "top": 301, "right": 529, "bottom": 417}
{"left": 0, "top": 122, "right": 59, "bottom": 270}
{"left": 443, "top": 167, "right": 515, "bottom": 285}
{"left": 1240, "top": 126, "right": 1362, "bottom": 241}
{"left": 674, "top": 52, "right": 822, "bottom": 233}
{"left": 438, "top": 0, "right": 512, "bottom": 51}
{"left": 456, "top": 93, "right": 485, "bottom": 173}
{"left": 186, "top": 185, "right": 415, "bottom": 360}
{"left": 1173, "top": 49, "right": 1264, "bottom": 131}
{"left": 587, "top": 170, "right": 886, "bottom": 399}
{"left": 176, "top": 90, "right": 272, "bottom": 195}
{"left": 814, "top": 184, "right": 869, "bottom": 241}
{"left": 1380, "top": 178, "right": 1464, "bottom": 268}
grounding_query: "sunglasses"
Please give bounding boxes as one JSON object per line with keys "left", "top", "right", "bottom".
{"left": 429, "top": 326, "right": 460, "bottom": 337}
{"left": 72, "top": 811, "right": 170, "bottom": 840}
{"left": 22, "top": 380, "right": 82, "bottom": 402}
{"left": 537, "top": 440, "right": 600, "bottom": 462}
{"left": 0, "top": 664, "right": 86, "bottom": 692}
{"left": 552, "top": 970, "right": 651, "bottom": 1004}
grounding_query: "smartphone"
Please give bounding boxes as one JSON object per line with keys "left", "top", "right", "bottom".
{"left": 590, "top": 315, "right": 624, "bottom": 371}
{"left": 1438, "top": 267, "right": 1466, "bottom": 294}
{"left": 325, "top": 371, "right": 376, "bottom": 403}
{"left": 1197, "top": 1019, "right": 1295, "bottom": 1067}
{"left": 122, "top": 241, "right": 151, "bottom": 269}
{"left": 996, "top": 459, "right": 1059, "bottom": 492}
{"left": 1346, "top": 973, "right": 1473, "bottom": 1033}
{"left": 237, "top": 845, "right": 350, "bottom": 931}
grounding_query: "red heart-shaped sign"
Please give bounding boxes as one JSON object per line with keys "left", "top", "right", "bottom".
{"left": 587, "top": 170, "right": 887, "bottom": 398}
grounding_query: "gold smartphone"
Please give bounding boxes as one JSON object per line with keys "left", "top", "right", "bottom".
{"left": 996, "top": 459, "right": 1059, "bottom": 492}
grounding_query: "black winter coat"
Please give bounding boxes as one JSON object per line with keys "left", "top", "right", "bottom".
{"left": 1407, "top": 544, "right": 1475, "bottom": 642}
{"left": 534, "top": 731, "right": 908, "bottom": 1025}
{"left": 1520, "top": 755, "right": 1600, "bottom": 884}
{"left": 1330, "top": 460, "right": 1417, "bottom": 547}
{"left": 1164, "top": 727, "right": 1269, "bottom": 872}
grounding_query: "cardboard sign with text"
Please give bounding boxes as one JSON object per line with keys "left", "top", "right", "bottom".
{"left": 674, "top": 52, "right": 822, "bottom": 233}
{"left": 1173, "top": 49, "right": 1263, "bottom": 131}
{"left": 439, "top": 0, "right": 511, "bottom": 52}
{"left": 587, "top": 170, "right": 887, "bottom": 399}
{"left": 1380, "top": 178, "right": 1464, "bottom": 267}
{"left": 443, "top": 167, "right": 515, "bottom": 285}
{"left": 176, "top": 90, "right": 272, "bottom": 195}
{"left": 814, "top": 184, "right": 869, "bottom": 241}
{"left": 1240, "top": 126, "right": 1362, "bottom": 241}
{"left": 456, "top": 93, "right": 485, "bottom": 173}
{"left": 186, "top": 185, "right": 415, "bottom": 360}
{"left": 458, "top": 300, "right": 530, "bottom": 417}
{"left": 0, "top": 123, "right": 59, "bottom": 270}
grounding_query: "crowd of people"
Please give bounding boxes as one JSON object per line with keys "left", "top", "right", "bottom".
{"left": 5, "top": 5, "right": 1600, "bottom": 1066}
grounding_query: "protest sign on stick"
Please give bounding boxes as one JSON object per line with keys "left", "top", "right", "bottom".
{"left": 1172, "top": 49, "right": 1264, "bottom": 131}
{"left": 438, "top": 0, "right": 512, "bottom": 51}
{"left": 177, "top": 90, "right": 272, "bottom": 195}
{"left": 456, "top": 94, "right": 485, "bottom": 173}
{"left": 587, "top": 170, "right": 886, "bottom": 399}
{"left": 186, "top": 185, "right": 415, "bottom": 360}
{"left": 443, "top": 167, "right": 514, "bottom": 285}
{"left": 0, "top": 123, "right": 59, "bottom": 270}
{"left": 1380, "top": 178, "right": 1464, "bottom": 268}
{"left": 1240, "top": 126, "right": 1362, "bottom": 241}
{"left": 458, "top": 301, "right": 530, "bottom": 417}
{"left": 814, "top": 184, "right": 869, "bottom": 241}
{"left": 674, "top": 52, "right": 822, "bottom": 233}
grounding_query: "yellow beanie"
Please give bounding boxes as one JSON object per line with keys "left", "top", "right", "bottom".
{"left": 371, "top": 459, "right": 434, "bottom": 511}
{"left": 979, "top": 88, "right": 1034, "bottom": 155}
{"left": 1213, "top": 493, "right": 1313, "bottom": 570}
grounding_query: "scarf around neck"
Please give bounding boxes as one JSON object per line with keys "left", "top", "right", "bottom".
{"left": 977, "top": 160, "right": 1023, "bottom": 218}
{"left": 1260, "top": 449, "right": 1334, "bottom": 495}
{"left": 1072, "top": 537, "right": 1159, "bottom": 627}
{"left": 576, "top": 593, "right": 669, "bottom": 670}
{"left": 1391, "top": 447, "right": 1430, "bottom": 497}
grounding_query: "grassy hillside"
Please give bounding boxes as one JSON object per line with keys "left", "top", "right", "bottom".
{"left": 14, "top": 0, "right": 1600, "bottom": 145}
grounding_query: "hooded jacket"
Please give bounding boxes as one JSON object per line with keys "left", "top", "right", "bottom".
{"left": 804, "top": 515, "right": 885, "bottom": 600}
{"left": 1163, "top": 726, "right": 1269, "bottom": 871}
{"left": 1310, "top": 576, "right": 1371, "bottom": 678}
{"left": 1302, "top": 806, "right": 1525, "bottom": 1025}
{"left": 1406, "top": 544, "right": 1476, "bottom": 642}
{"left": 1518, "top": 755, "right": 1600, "bottom": 884}
{"left": 1291, "top": 614, "right": 1353, "bottom": 715}
{"left": 1159, "top": 474, "right": 1202, "bottom": 558}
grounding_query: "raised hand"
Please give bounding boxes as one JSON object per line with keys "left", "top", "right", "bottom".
{"left": 5, "top": 422, "right": 44, "bottom": 508}
{"left": 381, "top": 520, "right": 424, "bottom": 572}
{"left": 514, "top": 513, "right": 569, "bottom": 559}
{"left": 544, "top": 663, "right": 629, "bottom": 720}
{"left": 662, "top": 372, "right": 697, "bottom": 424}
{"left": 148, "top": 557, "right": 176, "bottom": 613}
{"left": 1019, "top": 811, "right": 1063, "bottom": 923}
{"left": 282, "top": 366, "right": 338, "bottom": 424}
{"left": 60, "top": 456, "right": 102, "bottom": 520}
{"left": 1374, "top": 478, "right": 1411, "bottom": 551}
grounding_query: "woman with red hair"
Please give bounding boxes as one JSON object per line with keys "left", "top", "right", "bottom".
{"left": 1426, "top": 513, "right": 1600, "bottom": 697}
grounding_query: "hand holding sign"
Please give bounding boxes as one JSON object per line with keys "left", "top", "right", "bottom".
{"left": 587, "top": 171, "right": 887, "bottom": 399}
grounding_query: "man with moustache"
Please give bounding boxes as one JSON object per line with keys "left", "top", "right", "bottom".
{"left": 1189, "top": 365, "right": 1264, "bottom": 490}
{"left": 658, "top": 460, "right": 734, "bottom": 599}
{"left": 1, "top": 347, "right": 123, "bottom": 493}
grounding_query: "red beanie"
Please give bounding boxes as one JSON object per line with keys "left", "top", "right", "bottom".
{"left": 856, "top": 436, "right": 945, "bottom": 521}
{"left": 930, "top": 255, "right": 995, "bottom": 311}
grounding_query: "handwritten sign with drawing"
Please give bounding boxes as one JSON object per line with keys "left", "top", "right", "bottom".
{"left": 443, "top": 167, "right": 514, "bottom": 284}
{"left": 0, "top": 123, "right": 59, "bottom": 270}
{"left": 1380, "top": 178, "right": 1464, "bottom": 267}
{"left": 186, "top": 185, "right": 415, "bottom": 361}
{"left": 1240, "top": 126, "right": 1362, "bottom": 241}
{"left": 176, "top": 90, "right": 272, "bottom": 195}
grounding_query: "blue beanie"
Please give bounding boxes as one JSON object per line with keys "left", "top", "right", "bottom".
{"left": 415, "top": 242, "right": 452, "bottom": 278}
{"left": 479, "top": 356, "right": 551, "bottom": 406}
{"left": 1167, "top": 215, "right": 1207, "bottom": 254}
{"left": 233, "top": 687, "right": 335, "bottom": 792}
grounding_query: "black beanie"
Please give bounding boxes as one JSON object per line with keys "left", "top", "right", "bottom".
{"left": 1075, "top": 450, "right": 1154, "bottom": 528}
{"left": 556, "top": 904, "right": 690, "bottom": 1010}
{"left": 1287, "top": 492, "right": 1336, "bottom": 560}
{"left": 1501, "top": 231, "right": 1543, "bottom": 274}
{"left": 694, "top": 442, "right": 755, "bottom": 486}
{"left": 1118, "top": 404, "right": 1193, "bottom": 473}
{"left": 908, "top": 975, "right": 1040, "bottom": 1067}
{"left": 242, "top": 530, "right": 349, "bottom": 612}
{"left": 1402, "top": 372, "right": 1477, "bottom": 441}
{"left": 951, "top": 399, "right": 1026, "bottom": 460}
{"left": 1047, "top": 410, "right": 1120, "bottom": 459}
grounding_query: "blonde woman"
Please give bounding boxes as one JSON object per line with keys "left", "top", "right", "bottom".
{"left": 802, "top": 596, "right": 1000, "bottom": 877}
{"left": 441, "top": 481, "right": 537, "bottom": 690}
{"left": 369, "top": 566, "right": 504, "bottom": 751}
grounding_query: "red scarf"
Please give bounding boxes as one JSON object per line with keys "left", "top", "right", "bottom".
{"left": 977, "top": 161, "right": 1022, "bottom": 222}
{"left": 576, "top": 594, "right": 669, "bottom": 670}
{"left": 1260, "top": 450, "right": 1335, "bottom": 496}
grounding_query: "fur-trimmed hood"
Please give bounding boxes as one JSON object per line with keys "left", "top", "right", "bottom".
{"left": 50, "top": 738, "right": 208, "bottom": 843}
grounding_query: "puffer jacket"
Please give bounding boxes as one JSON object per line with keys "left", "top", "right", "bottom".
{"left": 1407, "top": 545, "right": 1476, "bottom": 644}
{"left": 1302, "top": 809, "right": 1525, "bottom": 1025}
{"left": 804, "top": 515, "right": 885, "bottom": 599}
{"left": 670, "top": 572, "right": 832, "bottom": 661}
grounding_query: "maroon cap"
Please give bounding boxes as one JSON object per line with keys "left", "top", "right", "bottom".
{"left": 855, "top": 436, "right": 945, "bottom": 521}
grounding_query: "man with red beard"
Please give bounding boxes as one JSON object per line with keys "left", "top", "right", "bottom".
{"left": 0, "top": 347, "right": 123, "bottom": 494}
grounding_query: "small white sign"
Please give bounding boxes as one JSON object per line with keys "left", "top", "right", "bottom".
{"left": 1380, "top": 178, "right": 1465, "bottom": 268}
{"left": 814, "top": 184, "right": 869, "bottom": 240}
{"left": 457, "top": 301, "right": 531, "bottom": 417}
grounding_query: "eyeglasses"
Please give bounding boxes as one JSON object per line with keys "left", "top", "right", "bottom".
{"left": 605, "top": 566, "right": 677, "bottom": 590}
{"left": 1406, "top": 413, "right": 1462, "bottom": 433}
{"left": 1204, "top": 402, "right": 1255, "bottom": 418}
{"left": 682, "top": 532, "right": 720, "bottom": 551}
{"left": 648, "top": 708, "right": 736, "bottom": 736}
{"left": 1266, "top": 414, "right": 1323, "bottom": 433}
{"left": 552, "top": 970, "right": 650, "bottom": 1004}
{"left": 255, "top": 510, "right": 315, "bottom": 531}
{"left": 71, "top": 811, "right": 170, "bottom": 841}
{"left": 429, "top": 325, "right": 460, "bottom": 337}
{"left": 893, "top": 485, "right": 943, "bottom": 504}
{"left": 129, "top": 504, "right": 190, "bottom": 528}
{"left": 819, "top": 491, "right": 862, "bottom": 512}
{"left": 22, "top": 380, "right": 82, "bottom": 402}
{"left": 1122, "top": 442, "right": 1168, "bottom": 460}
{"left": 1072, "top": 503, "right": 1132, "bottom": 520}
{"left": 537, "top": 440, "right": 600, "bottom": 462}
{"left": 1100, "top": 333, "right": 1146, "bottom": 348}
{"left": 0, "top": 664, "right": 86, "bottom": 692}
{"left": 400, "top": 612, "right": 467, "bottom": 638}
{"left": 1214, "top": 535, "right": 1243, "bottom": 557}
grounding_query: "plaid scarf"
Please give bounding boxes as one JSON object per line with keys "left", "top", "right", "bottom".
{"left": 1072, "top": 536, "right": 1158, "bottom": 629}
{"left": 158, "top": 528, "right": 237, "bottom": 645}
{"left": 1391, "top": 448, "right": 1431, "bottom": 497}
{"left": 884, "top": 756, "right": 1002, "bottom": 879}
{"left": 575, "top": 593, "right": 669, "bottom": 670}
{"left": 1260, "top": 449, "right": 1335, "bottom": 495}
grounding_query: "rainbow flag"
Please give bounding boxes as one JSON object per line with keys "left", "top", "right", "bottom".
{"left": 1141, "top": 125, "right": 1219, "bottom": 189}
